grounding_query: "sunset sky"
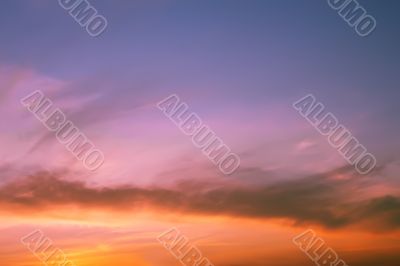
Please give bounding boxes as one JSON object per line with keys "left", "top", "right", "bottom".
{"left": 1, "top": 0, "right": 400, "bottom": 265}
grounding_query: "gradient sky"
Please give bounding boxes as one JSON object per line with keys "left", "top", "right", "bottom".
{"left": 0, "top": 0, "right": 399, "bottom": 266}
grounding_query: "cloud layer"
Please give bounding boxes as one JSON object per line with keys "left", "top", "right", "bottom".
{"left": 1, "top": 168, "right": 398, "bottom": 232}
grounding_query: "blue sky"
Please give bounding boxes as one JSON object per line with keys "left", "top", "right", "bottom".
{"left": 0, "top": 0, "right": 399, "bottom": 178}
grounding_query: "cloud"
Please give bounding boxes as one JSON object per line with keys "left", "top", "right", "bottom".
{"left": 0, "top": 168, "right": 399, "bottom": 232}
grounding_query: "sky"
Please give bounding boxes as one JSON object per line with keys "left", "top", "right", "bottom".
{"left": 0, "top": 0, "right": 399, "bottom": 265}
